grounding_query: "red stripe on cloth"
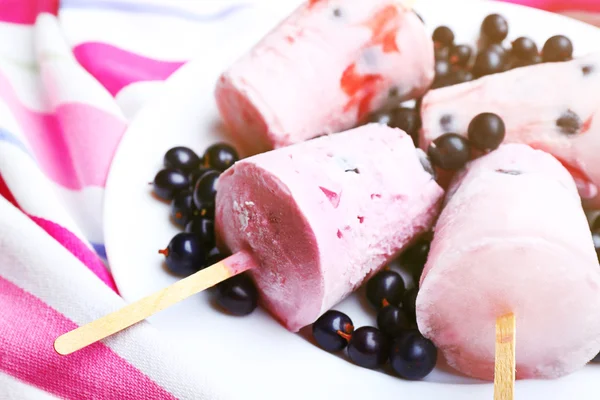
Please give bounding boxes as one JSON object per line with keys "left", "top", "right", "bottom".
{"left": 0, "top": 173, "right": 19, "bottom": 209}
{"left": 0, "top": 0, "right": 58, "bottom": 24}
{"left": 73, "top": 42, "right": 185, "bottom": 96}
{"left": 28, "top": 216, "right": 118, "bottom": 293}
{"left": 0, "top": 276, "right": 177, "bottom": 400}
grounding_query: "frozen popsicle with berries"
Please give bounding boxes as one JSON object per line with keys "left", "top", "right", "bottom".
{"left": 419, "top": 51, "right": 600, "bottom": 207}
{"left": 416, "top": 144, "right": 600, "bottom": 381}
{"left": 216, "top": 123, "right": 444, "bottom": 331}
{"left": 53, "top": 124, "right": 444, "bottom": 355}
{"left": 215, "top": 0, "right": 434, "bottom": 155}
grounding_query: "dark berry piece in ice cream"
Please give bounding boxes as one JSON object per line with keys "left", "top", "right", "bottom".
{"left": 556, "top": 110, "right": 582, "bottom": 135}
{"left": 440, "top": 114, "right": 454, "bottom": 131}
{"left": 496, "top": 169, "right": 522, "bottom": 176}
{"left": 582, "top": 64, "right": 595, "bottom": 76}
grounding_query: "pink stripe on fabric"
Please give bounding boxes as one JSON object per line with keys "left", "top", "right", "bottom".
{"left": 0, "top": 0, "right": 58, "bottom": 24}
{"left": 28, "top": 215, "right": 118, "bottom": 292}
{"left": 0, "top": 173, "right": 116, "bottom": 290}
{"left": 73, "top": 42, "right": 185, "bottom": 96}
{"left": 499, "top": 0, "right": 600, "bottom": 12}
{"left": 1, "top": 172, "right": 115, "bottom": 291}
{"left": 0, "top": 276, "right": 177, "bottom": 400}
{"left": 55, "top": 103, "right": 126, "bottom": 187}
{"left": 0, "top": 70, "right": 125, "bottom": 189}
{"left": 0, "top": 173, "right": 19, "bottom": 209}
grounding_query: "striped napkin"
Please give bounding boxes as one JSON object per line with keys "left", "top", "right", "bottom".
{"left": 0, "top": 1, "right": 598, "bottom": 399}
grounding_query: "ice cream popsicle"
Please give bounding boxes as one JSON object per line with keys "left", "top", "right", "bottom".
{"left": 215, "top": 0, "right": 434, "bottom": 155}
{"left": 216, "top": 123, "right": 444, "bottom": 331}
{"left": 416, "top": 143, "right": 600, "bottom": 381}
{"left": 54, "top": 124, "right": 443, "bottom": 354}
{"left": 419, "top": 51, "right": 600, "bottom": 208}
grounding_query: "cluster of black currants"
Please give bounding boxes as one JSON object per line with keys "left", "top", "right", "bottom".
{"left": 432, "top": 13, "right": 574, "bottom": 89}
{"left": 311, "top": 236, "right": 437, "bottom": 380}
{"left": 152, "top": 144, "right": 258, "bottom": 316}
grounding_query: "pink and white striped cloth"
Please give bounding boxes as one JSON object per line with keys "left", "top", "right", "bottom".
{"left": 0, "top": 0, "right": 598, "bottom": 398}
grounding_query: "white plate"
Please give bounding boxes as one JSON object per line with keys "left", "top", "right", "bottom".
{"left": 104, "top": 1, "right": 600, "bottom": 398}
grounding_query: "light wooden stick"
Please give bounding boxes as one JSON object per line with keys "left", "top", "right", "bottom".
{"left": 54, "top": 253, "right": 254, "bottom": 356}
{"left": 494, "top": 313, "right": 516, "bottom": 400}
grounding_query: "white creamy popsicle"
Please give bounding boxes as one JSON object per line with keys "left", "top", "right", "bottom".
{"left": 215, "top": 0, "right": 434, "bottom": 155}
{"left": 417, "top": 144, "right": 600, "bottom": 380}
{"left": 216, "top": 124, "right": 444, "bottom": 332}
{"left": 419, "top": 51, "right": 600, "bottom": 208}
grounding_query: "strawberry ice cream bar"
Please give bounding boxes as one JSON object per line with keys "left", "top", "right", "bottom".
{"left": 419, "top": 51, "right": 600, "bottom": 207}
{"left": 416, "top": 144, "right": 600, "bottom": 381}
{"left": 215, "top": 0, "right": 434, "bottom": 155}
{"left": 215, "top": 124, "right": 444, "bottom": 332}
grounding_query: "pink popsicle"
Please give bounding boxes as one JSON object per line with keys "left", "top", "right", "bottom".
{"left": 216, "top": 124, "right": 444, "bottom": 332}
{"left": 419, "top": 52, "right": 600, "bottom": 208}
{"left": 417, "top": 144, "right": 600, "bottom": 381}
{"left": 215, "top": 0, "right": 434, "bottom": 155}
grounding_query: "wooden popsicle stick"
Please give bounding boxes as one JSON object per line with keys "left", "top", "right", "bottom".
{"left": 494, "top": 313, "right": 516, "bottom": 400}
{"left": 54, "top": 253, "right": 254, "bottom": 356}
